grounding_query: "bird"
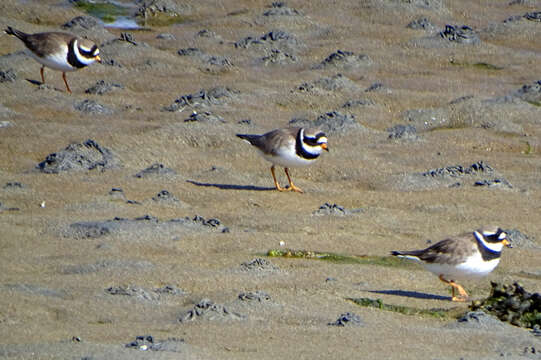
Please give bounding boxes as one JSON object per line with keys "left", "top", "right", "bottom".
{"left": 391, "top": 226, "right": 511, "bottom": 302}
{"left": 236, "top": 127, "right": 328, "bottom": 193}
{"left": 4, "top": 26, "right": 101, "bottom": 93}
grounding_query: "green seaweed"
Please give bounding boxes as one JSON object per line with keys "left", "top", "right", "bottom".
{"left": 525, "top": 100, "right": 541, "bottom": 107}
{"left": 74, "top": 0, "right": 131, "bottom": 23}
{"left": 266, "top": 249, "right": 420, "bottom": 269}
{"left": 347, "top": 297, "right": 456, "bottom": 319}
{"left": 472, "top": 62, "right": 503, "bottom": 70}
{"left": 522, "top": 141, "right": 534, "bottom": 155}
{"left": 449, "top": 60, "right": 503, "bottom": 70}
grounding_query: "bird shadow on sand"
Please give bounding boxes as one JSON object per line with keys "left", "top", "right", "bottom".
{"left": 368, "top": 289, "right": 450, "bottom": 301}
{"left": 26, "top": 79, "right": 41, "bottom": 86}
{"left": 26, "top": 79, "right": 59, "bottom": 91}
{"left": 187, "top": 180, "right": 275, "bottom": 191}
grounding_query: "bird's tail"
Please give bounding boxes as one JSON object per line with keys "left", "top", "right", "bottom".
{"left": 5, "top": 26, "right": 27, "bottom": 41}
{"left": 390, "top": 250, "right": 422, "bottom": 262}
{"left": 236, "top": 133, "right": 261, "bottom": 146}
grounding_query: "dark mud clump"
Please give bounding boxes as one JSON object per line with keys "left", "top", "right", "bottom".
{"left": 184, "top": 110, "right": 226, "bottom": 124}
{"left": 74, "top": 99, "right": 113, "bottom": 115}
{"left": 106, "top": 285, "right": 160, "bottom": 302}
{"left": 387, "top": 124, "right": 418, "bottom": 140}
{"left": 422, "top": 161, "right": 493, "bottom": 178}
{"left": 235, "top": 30, "right": 300, "bottom": 50}
{"left": 313, "top": 203, "right": 348, "bottom": 216}
{"left": 163, "top": 87, "right": 239, "bottom": 112}
{"left": 470, "top": 282, "right": 541, "bottom": 328}
{"left": 260, "top": 48, "right": 298, "bottom": 65}
{"left": 125, "top": 335, "right": 186, "bottom": 352}
{"left": 178, "top": 299, "right": 244, "bottom": 322}
{"left": 36, "top": 139, "right": 119, "bottom": 173}
{"left": 85, "top": 80, "right": 124, "bottom": 95}
{"left": 240, "top": 258, "right": 280, "bottom": 272}
{"left": 451, "top": 311, "right": 507, "bottom": 330}
{"left": 3, "top": 181, "right": 24, "bottom": 189}
{"left": 154, "top": 284, "right": 186, "bottom": 295}
{"left": 328, "top": 312, "right": 363, "bottom": 327}
{"left": 106, "top": 284, "right": 185, "bottom": 301}
{"left": 313, "top": 50, "right": 372, "bottom": 69}
{"left": 504, "top": 229, "right": 538, "bottom": 249}
{"left": 66, "top": 214, "right": 229, "bottom": 239}
{"left": 238, "top": 290, "right": 272, "bottom": 303}
{"left": 263, "top": 2, "right": 302, "bottom": 17}
{"left": 62, "top": 15, "right": 100, "bottom": 30}
{"left": 473, "top": 178, "right": 513, "bottom": 188}
{"left": 134, "top": 163, "right": 177, "bottom": 178}
{"left": 296, "top": 73, "right": 359, "bottom": 93}
{"left": 289, "top": 110, "right": 360, "bottom": 134}
{"left": 407, "top": 17, "right": 437, "bottom": 32}
{"left": 152, "top": 189, "right": 181, "bottom": 204}
{"left": 0, "top": 201, "right": 19, "bottom": 212}
{"left": 440, "top": 25, "right": 480, "bottom": 44}
{"left": 384, "top": 160, "right": 514, "bottom": 190}
{"left": 312, "top": 203, "right": 363, "bottom": 216}
{"left": 0, "top": 68, "right": 16, "bottom": 83}
{"left": 178, "top": 47, "right": 233, "bottom": 69}
{"left": 136, "top": 0, "right": 191, "bottom": 26}
{"left": 512, "top": 80, "right": 541, "bottom": 105}
{"left": 342, "top": 99, "right": 375, "bottom": 108}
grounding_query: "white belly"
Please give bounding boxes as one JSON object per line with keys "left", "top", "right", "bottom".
{"left": 424, "top": 253, "right": 500, "bottom": 280}
{"left": 28, "top": 47, "right": 75, "bottom": 72}
{"left": 260, "top": 146, "right": 317, "bottom": 168}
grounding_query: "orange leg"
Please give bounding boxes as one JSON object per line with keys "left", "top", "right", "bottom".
{"left": 439, "top": 275, "right": 468, "bottom": 302}
{"left": 40, "top": 66, "right": 45, "bottom": 84}
{"left": 62, "top": 72, "right": 72, "bottom": 94}
{"left": 284, "top": 168, "right": 303, "bottom": 193}
{"left": 270, "top": 165, "right": 288, "bottom": 192}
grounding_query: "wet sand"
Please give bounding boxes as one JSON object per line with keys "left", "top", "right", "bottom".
{"left": 0, "top": 0, "right": 540, "bottom": 358}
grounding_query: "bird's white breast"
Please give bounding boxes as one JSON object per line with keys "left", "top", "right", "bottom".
{"left": 424, "top": 252, "right": 500, "bottom": 280}
{"left": 261, "top": 143, "right": 317, "bottom": 168}
{"left": 28, "top": 44, "right": 75, "bottom": 72}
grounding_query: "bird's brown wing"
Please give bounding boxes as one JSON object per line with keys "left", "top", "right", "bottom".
{"left": 416, "top": 236, "right": 475, "bottom": 265}
{"left": 260, "top": 128, "right": 298, "bottom": 156}
{"left": 22, "top": 32, "right": 73, "bottom": 58}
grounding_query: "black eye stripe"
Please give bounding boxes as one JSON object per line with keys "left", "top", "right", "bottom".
{"left": 304, "top": 138, "right": 319, "bottom": 146}
{"left": 482, "top": 229, "right": 506, "bottom": 243}
{"left": 303, "top": 132, "right": 327, "bottom": 146}
{"left": 79, "top": 44, "right": 98, "bottom": 58}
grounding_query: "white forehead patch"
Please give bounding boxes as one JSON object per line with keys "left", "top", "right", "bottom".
{"left": 317, "top": 136, "right": 328, "bottom": 144}
{"left": 498, "top": 232, "right": 507, "bottom": 240}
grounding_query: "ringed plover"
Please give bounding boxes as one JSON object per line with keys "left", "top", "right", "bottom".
{"left": 391, "top": 226, "right": 511, "bottom": 302}
{"left": 5, "top": 26, "right": 101, "bottom": 93}
{"left": 236, "top": 127, "right": 328, "bottom": 193}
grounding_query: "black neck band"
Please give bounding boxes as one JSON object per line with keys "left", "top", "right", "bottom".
{"left": 295, "top": 129, "right": 320, "bottom": 160}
